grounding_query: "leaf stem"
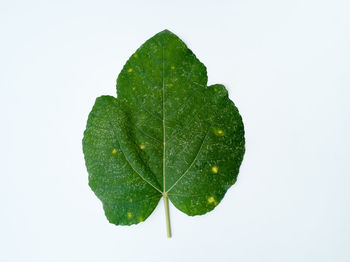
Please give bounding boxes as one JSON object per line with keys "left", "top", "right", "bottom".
{"left": 163, "top": 194, "right": 172, "bottom": 238}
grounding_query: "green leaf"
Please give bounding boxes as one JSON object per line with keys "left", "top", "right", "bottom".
{"left": 82, "top": 30, "right": 245, "bottom": 237}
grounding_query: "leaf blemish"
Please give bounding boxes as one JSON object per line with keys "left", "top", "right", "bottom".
{"left": 208, "top": 196, "right": 217, "bottom": 205}
{"left": 171, "top": 65, "right": 175, "bottom": 70}
{"left": 214, "top": 128, "right": 224, "bottom": 136}
{"left": 211, "top": 166, "right": 218, "bottom": 174}
{"left": 127, "top": 212, "right": 132, "bottom": 218}
{"left": 127, "top": 68, "right": 133, "bottom": 73}
{"left": 140, "top": 144, "right": 145, "bottom": 150}
{"left": 112, "top": 149, "right": 117, "bottom": 154}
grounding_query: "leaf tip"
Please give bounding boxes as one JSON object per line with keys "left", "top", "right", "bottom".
{"left": 209, "top": 84, "right": 229, "bottom": 98}
{"left": 159, "top": 29, "right": 173, "bottom": 34}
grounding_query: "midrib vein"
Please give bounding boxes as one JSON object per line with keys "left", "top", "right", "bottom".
{"left": 162, "top": 46, "right": 166, "bottom": 193}
{"left": 161, "top": 44, "right": 171, "bottom": 238}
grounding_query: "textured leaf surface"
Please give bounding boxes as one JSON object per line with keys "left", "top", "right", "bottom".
{"left": 83, "top": 30, "right": 245, "bottom": 227}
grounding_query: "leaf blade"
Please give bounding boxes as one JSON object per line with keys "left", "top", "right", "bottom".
{"left": 83, "top": 30, "right": 245, "bottom": 227}
{"left": 82, "top": 96, "right": 162, "bottom": 225}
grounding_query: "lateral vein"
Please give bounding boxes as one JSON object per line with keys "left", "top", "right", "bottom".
{"left": 166, "top": 130, "right": 209, "bottom": 193}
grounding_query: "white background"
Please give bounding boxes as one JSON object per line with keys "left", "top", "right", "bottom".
{"left": 1, "top": 0, "right": 349, "bottom": 261}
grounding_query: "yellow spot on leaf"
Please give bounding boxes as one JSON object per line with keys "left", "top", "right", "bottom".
{"left": 138, "top": 217, "right": 144, "bottom": 222}
{"left": 112, "top": 149, "right": 117, "bottom": 154}
{"left": 127, "top": 212, "right": 132, "bottom": 218}
{"left": 140, "top": 144, "right": 145, "bottom": 150}
{"left": 214, "top": 128, "right": 224, "bottom": 136}
{"left": 211, "top": 166, "right": 218, "bottom": 174}
{"left": 133, "top": 53, "right": 138, "bottom": 58}
{"left": 208, "top": 196, "right": 217, "bottom": 205}
{"left": 127, "top": 68, "right": 133, "bottom": 73}
{"left": 132, "top": 87, "right": 136, "bottom": 90}
{"left": 129, "top": 198, "right": 133, "bottom": 202}
{"left": 171, "top": 65, "right": 175, "bottom": 70}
